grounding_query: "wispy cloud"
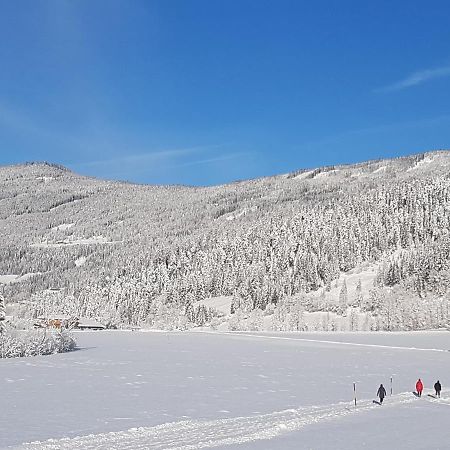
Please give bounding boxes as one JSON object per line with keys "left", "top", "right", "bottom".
{"left": 0, "top": 99, "right": 243, "bottom": 183}
{"left": 70, "top": 146, "right": 219, "bottom": 169}
{"left": 377, "top": 65, "right": 450, "bottom": 92}
{"left": 67, "top": 144, "right": 235, "bottom": 182}
{"left": 170, "top": 152, "right": 253, "bottom": 169}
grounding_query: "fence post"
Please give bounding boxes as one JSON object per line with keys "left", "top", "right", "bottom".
{"left": 353, "top": 382, "right": 357, "bottom": 407}
{"left": 390, "top": 376, "right": 393, "bottom": 396}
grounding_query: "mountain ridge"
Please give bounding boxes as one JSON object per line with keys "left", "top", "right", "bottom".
{"left": 3, "top": 148, "right": 450, "bottom": 188}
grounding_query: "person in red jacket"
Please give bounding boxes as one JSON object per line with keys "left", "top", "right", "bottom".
{"left": 416, "top": 378, "right": 424, "bottom": 397}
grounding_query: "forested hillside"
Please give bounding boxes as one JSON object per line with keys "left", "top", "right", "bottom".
{"left": 1, "top": 151, "right": 450, "bottom": 331}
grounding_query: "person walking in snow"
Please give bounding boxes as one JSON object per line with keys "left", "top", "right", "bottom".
{"left": 416, "top": 378, "right": 424, "bottom": 397}
{"left": 377, "top": 383, "right": 387, "bottom": 404}
{"left": 434, "top": 380, "right": 441, "bottom": 398}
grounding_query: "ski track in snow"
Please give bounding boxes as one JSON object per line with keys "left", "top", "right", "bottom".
{"left": 16, "top": 391, "right": 447, "bottom": 450}
{"left": 211, "top": 331, "right": 450, "bottom": 353}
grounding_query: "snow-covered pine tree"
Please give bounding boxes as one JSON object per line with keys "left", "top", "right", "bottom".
{"left": 0, "top": 292, "right": 5, "bottom": 334}
{"left": 348, "top": 308, "right": 358, "bottom": 331}
{"left": 289, "top": 302, "right": 306, "bottom": 331}
{"left": 0, "top": 293, "right": 5, "bottom": 318}
{"left": 354, "top": 279, "right": 363, "bottom": 307}
{"left": 339, "top": 280, "right": 348, "bottom": 316}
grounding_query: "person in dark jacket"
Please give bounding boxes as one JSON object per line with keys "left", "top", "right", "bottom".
{"left": 377, "top": 384, "right": 387, "bottom": 404}
{"left": 434, "top": 380, "right": 442, "bottom": 398}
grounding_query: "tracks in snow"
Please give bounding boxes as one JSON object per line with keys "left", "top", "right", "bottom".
{"left": 16, "top": 391, "right": 442, "bottom": 450}
{"left": 212, "top": 331, "right": 450, "bottom": 353}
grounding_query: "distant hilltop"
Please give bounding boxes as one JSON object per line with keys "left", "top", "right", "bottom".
{"left": 3, "top": 148, "right": 449, "bottom": 187}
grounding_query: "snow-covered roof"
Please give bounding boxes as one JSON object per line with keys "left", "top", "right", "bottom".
{"left": 77, "top": 318, "right": 106, "bottom": 329}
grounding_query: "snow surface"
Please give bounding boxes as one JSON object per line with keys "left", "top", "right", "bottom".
{"left": 313, "top": 169, "right": 338, "bottom": 178}
{"left": 373, "top": 165, "right": 387, "bottom": 174}
{"left": 307, "top": 262, "right": 377, "bottom": 304}
{"left": 74, "top": 256, "right": 87, "bottom": 267}
{"left": 2, "top": 331, "right": 450, "bottom": 449}
{"left": 30, "top": 236, "right": 120, "bottom": 248}
{"left": 406, "top": 156, "right": 435, "bottom": 172}
{"left": 0, "top": 273, "right": 40, "bottom": 285}
{"left": 224, "top": 207, "right": 258, "bottom": 221}
{"left": 293, "top": 170, "right": 313, "bottom": 180}
{"left": 0, "top": 275, "right": 19, "bottom": 284}
{"left": 51, "top": 223, "right": 75, "bottom": 231}
{"left": 36, "top": 176, "right": 54, "bottom": 183}
{"left": 194, "top": 296, "right": 232, "bottom": 316}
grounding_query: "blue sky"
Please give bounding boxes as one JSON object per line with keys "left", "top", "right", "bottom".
{"left": 1, "top": 0, "right": 450, "bottom": 186}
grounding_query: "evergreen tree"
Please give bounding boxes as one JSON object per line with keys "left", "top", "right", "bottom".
{"left": 354, "top": 279, "right": 363, "bottom": 307}
{"left": 0, "top": 293, "right": 5, "bottom": 320}
{"left": 0, "top": 293, "right": 5, "bottom": 334}
{"left": 348, "top": 308, "right": 358, "bottom": 331}
{"left": 339, "top": 280, "right": 348, "bottom": 315}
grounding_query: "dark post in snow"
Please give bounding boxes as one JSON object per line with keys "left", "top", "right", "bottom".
{"left": 353, "top": 382, "right": 357, "bottom": 407}
{"left": 390, "top": 376, "right": 393, "bottom": 396}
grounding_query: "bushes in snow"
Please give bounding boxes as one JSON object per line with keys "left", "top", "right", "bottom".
{"left": 0, "top": 328, "right": 76, "bottom": 359}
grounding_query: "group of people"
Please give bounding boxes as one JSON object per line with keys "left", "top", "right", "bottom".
{"left": 413, "top": 378, "right": 442, "bottom": 398}
{"left": 376, "top": 378, "right": 442, "bottom": 404}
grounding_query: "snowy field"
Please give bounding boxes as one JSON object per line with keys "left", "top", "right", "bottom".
{"left": 2, "top": 331, "right": 450, "bottom": 449}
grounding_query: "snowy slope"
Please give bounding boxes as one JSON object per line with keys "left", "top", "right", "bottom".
{"left": 2, "top": 151, "right": 450, "bottom": 331}
{"left": 2, "top": 331, "right": 450, "bottom": 449}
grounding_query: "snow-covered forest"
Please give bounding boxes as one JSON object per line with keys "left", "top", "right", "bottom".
{"left": 1, "top": 151, "right": 450, "bottom": 331}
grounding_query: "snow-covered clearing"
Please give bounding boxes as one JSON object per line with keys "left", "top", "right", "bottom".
{"left": 406, "top": 155, "right": 435, "bottom": 172}
{"left": 224, "top": 207, "right": 258, "bottom": 221}
{"left": 2, "top": 331, "right": 450, "bottom": 449}
{"left": 51, "top": 223, "right": 75, "bottom": 231}
{"left": 36, "top": 176, "right": 54, "bottom": 183}
{"left": 306, "top": 262, "right": 377, "bottom": 304}
{"left": 293, "top": 170, "right": 313, "bottom": 180}
{"left": 0, "top": 273, "right": 40, "bottom": 285}
{"left": 194, "top": 296, "right": 232, "bottom": 315}
{"left": 30, "top": 236, "right": 121, "bottom": 248}
{"left": 313, "top": 169, "right": 338, "bottom": 178}
{"left": 373, "top": 165, "right": 386, "bottom": 174}
{"left": 0, "top": 275, "right": 19, "bottom": 284}
{"left": 74, "top": 256, "right": 87, "bottom": 267}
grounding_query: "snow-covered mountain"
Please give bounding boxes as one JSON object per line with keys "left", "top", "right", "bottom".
{"left": 1, "top": 151, "right": 450, "bottom": 331}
